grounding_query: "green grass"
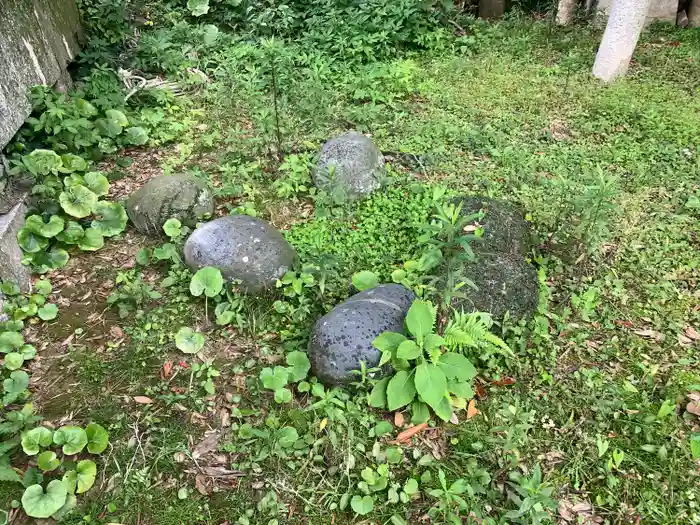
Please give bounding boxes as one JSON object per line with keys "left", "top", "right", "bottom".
{"left": 4, "top": 17, "right": 700, "bottom": 525}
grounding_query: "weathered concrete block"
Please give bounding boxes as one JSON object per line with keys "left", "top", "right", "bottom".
{"left": 596, "top": 0, "right": 678, "bottom": 26}
{"left": 0, "top": 0, "right": 82, "bottom": 150}
{"left": 0, "top": 201, "right": 31, "bottom": 292}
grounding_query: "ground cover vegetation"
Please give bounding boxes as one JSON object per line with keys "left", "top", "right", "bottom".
{"left": 1, "top": 0, "right": 699, "bottom": 523}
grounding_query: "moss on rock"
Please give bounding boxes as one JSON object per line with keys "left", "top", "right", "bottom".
{"left": 455, "top": 252, "right": 539, "bottom": 321}
{"left": 456, "top": 196, "right": 532, "bottom": 257}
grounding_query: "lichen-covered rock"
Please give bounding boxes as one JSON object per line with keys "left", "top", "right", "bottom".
{"left": 183, "top": 215, "right": 296, "bottom": 294}
{"left": 308, "top": 284, "right": 415, "bottom": 386}
{"left": 313, "top": 131, "right": 385, "bottom": 201}
{"left": 126, "top": 174, "right": 214, "bottom": 236}
{"left": 455, "top": 252, "right": 539, "bottom": 321}
{"left": 456, "top": 196, "right": 531, "bottom": 257}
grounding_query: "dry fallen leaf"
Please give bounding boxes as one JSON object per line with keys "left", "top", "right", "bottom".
{"left": 558, "top": 498, "right": 603, "bottom": 524}
{"left": 192, "top": 431, "right": 220, "bottom": 460}
{"left": 394, "top": 412, "right": 405, "bottom": 427}
{"left": 466, "top": 399, "right": 479, "bottom": 420}
{"left": 161, "top": 361, "right": 173, "bottom": 380}
{"left": 133, "top": 396, "right": 153, "bottom": 404}
{"left": 684, "top": 326, "right": 700, "bottom": 341}
{"left": 633, "top": 329, "right": 664, "bottom": 342}
{"left": 394, "top": 423, "right": 428, "bottom": 444}
{"left": 687, "top": 396, "right": 700, "bottom": 417}
{"left": 109, "top": 325, "right": 125, "bottom": 339}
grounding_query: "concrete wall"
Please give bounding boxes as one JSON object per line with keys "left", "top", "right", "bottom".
{"left": 0, "top": 0, "right": 81, "bottom": 291}
{"left": 0, "top": 0, "right": 82, "bottom": 151}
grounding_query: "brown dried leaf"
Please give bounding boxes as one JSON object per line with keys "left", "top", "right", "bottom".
{"left": 394, "top": 423, "right": 428, "bottom": 444}
{"left": 684, "top": 326, "right": 700, "bottom": 341}
{"left": 195, "top": 474, "right": 210, "bottom": 495}
{"left": 133, "top": 396, "right": 153, "bottom": 404}
{"left": 109, "top": 326, "right": 125, "bottom": 339}
{"left": 633, "top": 329, "right": 664, "bottom": 342}
{"left": 687, "top": 401, "right": 700, "bottom": 417}
{"left": 192, "top": 431, "right": 220, "bottom": 460}
{"left": 558, "top": 498, "right": 603, "bottom": 524}
{"left": 466, "top": 399, "right": 479, "bottom": 420}
{"left": 195, "top": 466, "right": 245, "bottom": 479}
{"left": 394, "top": 412, "right": 405, "bottom": 427}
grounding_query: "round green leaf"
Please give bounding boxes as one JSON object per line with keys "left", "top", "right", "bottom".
{"left": 17, "top": 228, "right": 49, "bottom": 253}
{"left": 259, "top": 366, "right": 288, "bottom": 391}
{"left": 372, "top": 332, "right": 407, "bottom": 353}
{"left": 276, "top": 427, "right": 298, "bottom": 448}
{"left": 174, "top": 327, "right": 205, "bottom": 354}
{"left": 274, "top": 388, "right": 292, "bottom": 403}
{"left": 60, "top": 153, "right": 88, "bottom": 173}
{"left": 78, "top": 227, "right": 104, "bottom": 251}
{"left": 85, "top": 423, "right": 109, "bottom": 454}
{"left": 163, "top": 218, "right": 182, "bottom": 238}
{"left": 25, "top": 215, "right": 65, "bottom": 238}
{"left": 51, "top": 493, "right": 77, "bottom": 520}
{"left": 56, "top": 221, "right": 84, "bottom": 244}
{"left": 22, "top": 149, "right": 62, "bottom": 177}
{"left": 34, "top": 280, "right": 52, "bottom": 296}
{"left": 105, "top": 109, "right": 129, "bottom": 127}
{"left": 53, "top": 426, "right": 88, "bottom": 455}
{"left": 350, "top": 495, "right": 374, "bottom": 516}
{"left": 21, "top": 427, "right": 53, "bottom": 455}
{"left": 414, "top": 362, "right": 447, "bottom": 412}
{"left": 62, "top": 470, "right": 77, "bottom": 494}
{"left": 187, "top": 0, "right": 210, "bottom": 16}
{"left": 37, "top": 451, "right": 60, "bottom": 472}
{"left": 21, "top": 480, "right": 67, "bottom": 518}
{"left": 84, "top": 172, "right": 110, "bottom": 197}
{"left": 386, "top": 370, "right": 417, "bottom": 411}
{"left": 203, "top": 24, "right": 219, "bottom": 45}
{"left": 190, "top": 267, "right": 224, "bottom": 298}
{"left": 32, "top": 247, "right": 69, "bottom": 274}
{"left": 285, "top": 351, "right": 310, "bottom": 382}
{"left": 403, "top": 478, "right": 419, "bottom": 495}
{"left": 4, "top": 352, "right": 24, "bottom": 370}
{"left": 59, "top": 185, "right": 98, "bottom": 218}
{"left": 38, "top": 304, "right": 59, "bottom": 321}
{"left": 0, "top": 331, "right": 24, "bottom": 352}
{"left": 91, "top": 201, "right": 127, "bottom": 237}
{"left": 352, "top": 270, "right": 379, "bottom": 291}
{"left": 124, "top": 127, "right": 149, "bottom": 145}
{"left": 76, "top": 459, "right": 97, "bottom": 493}
{"left": 20, "top": 344, "right": 37, "bottom": 360}
{"left": 3, "top": 370, "right": 29, "bottom": 394}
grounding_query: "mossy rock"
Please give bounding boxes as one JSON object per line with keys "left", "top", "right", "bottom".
{"left": 455, "top": 196, "right": 531, "bottom": 257}
{"left": 126, "top": 174, "right": 214, "bottom": 236}
{"left": 454, "top": 252, "right": 539, "bottom": 321}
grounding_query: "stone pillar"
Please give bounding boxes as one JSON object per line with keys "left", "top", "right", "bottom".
{"left": 556, "top": 0, "right": 579, "bottom": 25}
{"left": 0, "top": 200, "right": 31, "bottom": 292}
{"left": 689, "top": 0, "right": 700, "bottom": 26}
{"left": 592, "top": 0, "right": 653, "bottom": 83}
{"left": 479, "top": 0, "right": 505, "bottom": 19}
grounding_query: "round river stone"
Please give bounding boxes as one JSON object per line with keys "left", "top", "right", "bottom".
{"left": 454, "top": 252, "right": 539, "bottom": 321}
{"left": 183, "top": 215, "right": 296, "bottom": 294}
{"left": 126, "top": 173, "right": 214, "bottom": 236}
{"left": 308, "top": 284, "right": 415, "bottom": 386}
{"left": 455, "top": 196, "right": 532, "bottom": 257}
{"left": 313, "top": 131, "right": 385, "bottom": 201}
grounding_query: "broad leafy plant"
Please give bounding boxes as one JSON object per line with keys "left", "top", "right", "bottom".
{"left": 369, "top": 300, "right": 479, "bottom": 423}
{"left": 16, "top": 150, "right": 127, "bottom": 273}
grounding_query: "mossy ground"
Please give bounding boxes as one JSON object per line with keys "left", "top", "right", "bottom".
{"left": 3, "top": 19, "right": 700, "bottom": 525}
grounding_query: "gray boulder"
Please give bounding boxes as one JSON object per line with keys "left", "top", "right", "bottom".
{"left": 126, "top": 173, "right": 214, "bottom": 236}
{"left": 0, "top": 201, "right": 31, "bottom": 292}
{"left": 456, "top": 196, "right": 532, "bottom": 257}
{"left": 313, "top": 131, "right": 385, "bottom": 201}
{"left": 455, "top": 252, "right": 539, "bottom": 321}
{"left": 308, "top": 284, "right": 415, "bottom": 386}
{"left": 183, "top": 215, "right": 296, "bottom": 294}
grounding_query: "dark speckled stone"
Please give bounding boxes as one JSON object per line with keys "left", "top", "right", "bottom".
{"left": 308, "top": 284, "right": 415, "bottom": 386}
